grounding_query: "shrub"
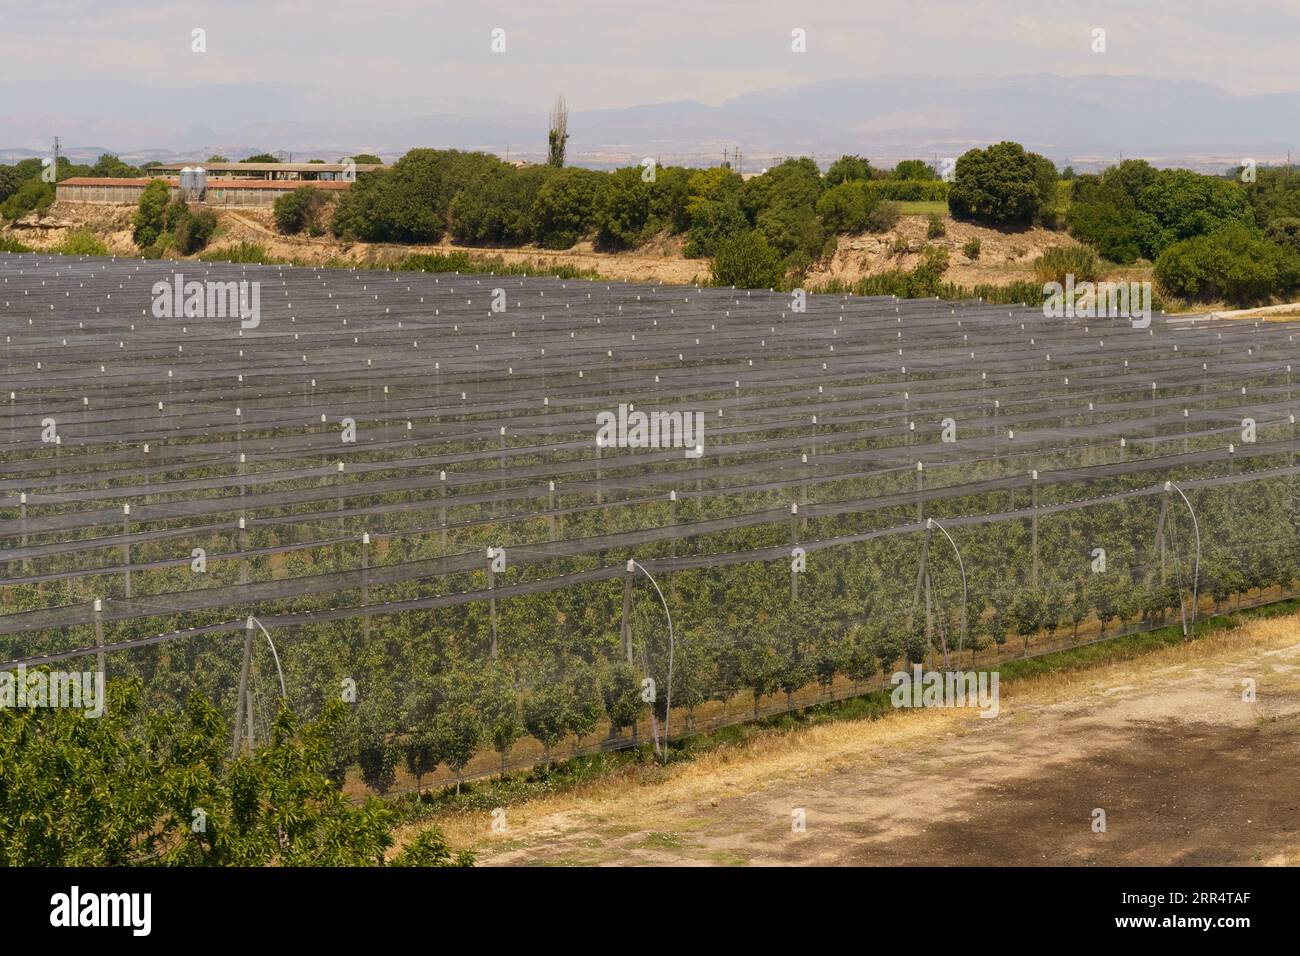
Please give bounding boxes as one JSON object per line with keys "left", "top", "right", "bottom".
{"left": 58, "top": 229, "right": 109, "bottom": 256}
{"left": 866, "top": 201, "right": 901, "bottom": 233}
{"left": 0, "top": 236, "right": 33, "bottom": 253}
{"left": 390, "top": 828, "right": 474, "bottom": 867}
{"left": 1032, "top": 245, "right": 1102, "bottom": 285}
{"left": 198, "top": 241, "right": 277, "bottom": 264}
{"left": 894, "top": 159, "right": 938, "bottom": 181}
{"left": 824, "top": 155, "right": 872, "bottom": 186}
{"left": 175, "top": 208, "right": 217, "bottom": 254}
{"left": 274, "top": 186, "right": 331, "bottom": 235}
{"left": 815, "top": 181, "right": 874, "bottom": 233}
{"left": 926, "top": 213, "right": 946, "bottom": 238}
{"left": 1264, "top": 217, "right": 1300, "bottom": 254}
{"left": 710, "top": 229, "right": 784, "bottom": 289}
{"left": 1, "top": 179, "right": 55, "bottom": 221}
{"left": 132, "top": 179, "right": 171, "bottom": 247}
{"left": 962, "top": 237, "right": 981, "bottom": 259}
{"left": 1154, "top": 224, "right": 1300, "bottom": 305}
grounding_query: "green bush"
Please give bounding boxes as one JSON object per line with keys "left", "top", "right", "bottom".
{"left": 198, "top": 241, "right": 277, "bottom": 264}
{"left": 962, "top": 237, "right": 981, "bottom": 259}
{"left": 1, "top": 178, "right": 55, "bottom": 221}
{"left": 1154, "top": 224, "right": 1300, "bottom": 305}
{"left": 132, "top": 179, "right": 171, "bottom": 247}
{"left": 926, "top": 213, "right": 946, "bottom": 238}
{"left": 0, "top": 236, "right": 34, "bottom": 253}
{"left": 893, "top": 159, "right": 938, "bottom": 181}
{"left": 58, "top": 228, "right": 109, "bottom": 256}
{"left": 710, "top": 229, "right": 784, "bottom": 289}
{"left": 274, "top": 186, "right": 332, "bottom": 236}
{"left": 866, "top": 201, "right": 902, "bottom": 233}
{"left": 1264, "top": 217, "right": 1300, "bottom": 254}
{"left": 175, "top": 208, "right": 217, "bottom": 254}
{"left": 1032, "top": 245, "right": 1102, "bottom": 284}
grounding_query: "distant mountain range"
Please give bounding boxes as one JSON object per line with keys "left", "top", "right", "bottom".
{"left": 3, "top": 74, "right": 1297, "bottom": 172}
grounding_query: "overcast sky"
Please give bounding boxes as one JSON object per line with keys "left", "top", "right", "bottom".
{"left": 1, "top": 0, "right": 1298, "bottom": 113}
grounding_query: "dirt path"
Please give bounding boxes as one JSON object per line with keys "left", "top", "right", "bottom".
{"left": 435, "top": 616, "right": 1300, "bottom": 866}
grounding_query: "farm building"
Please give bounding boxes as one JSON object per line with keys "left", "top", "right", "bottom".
{"left": 55, "top": 175, "right": 353, "bottom": 207}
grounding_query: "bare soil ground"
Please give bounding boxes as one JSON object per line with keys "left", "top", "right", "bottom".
{"left": 417, "top": 614, "right": 1300, "bottom": 866}
{"left": 807, "top": 216, "right": 1088, "bottom": 289}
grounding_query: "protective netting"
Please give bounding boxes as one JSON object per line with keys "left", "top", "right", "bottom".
{"left": 2, "top": 251, "right": 1297, "bottom": 792}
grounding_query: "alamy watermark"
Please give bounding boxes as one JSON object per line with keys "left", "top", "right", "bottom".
{"left": 890, "top": 665, "right": 999, "bottom": 718}
{"left": 151, "top": 273, "right": 260, "bottom": 329}
{"left": 595, "top": 403, "right": 704, "bottom": 457}
{"left": 1043, "top": 274, "right": 1151, "bottom": 329}
{"left": 1, "top": 666, "right": 105, "bottom": 717}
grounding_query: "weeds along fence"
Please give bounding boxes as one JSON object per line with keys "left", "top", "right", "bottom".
{"left": 1, "top": 250, "right": 1298, "bottom": 795}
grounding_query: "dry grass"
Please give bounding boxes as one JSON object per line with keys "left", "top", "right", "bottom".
{"left": 404, "top": 610, "right": 1300, "bottom": 859}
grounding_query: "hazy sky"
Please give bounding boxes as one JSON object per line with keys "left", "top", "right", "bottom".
{"left": 2, "top": 0, "right": 1298, "bottom": 111}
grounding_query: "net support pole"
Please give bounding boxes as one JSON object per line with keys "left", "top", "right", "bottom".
{"left": 1030, "top": 471, "right": 1039, "bottom": 590}
{"left": 620, "top": 559, "right": 635, "bottom": 663}
{"left": 121, "top": 504, "right": 132, "bottom": 599}
{"left": 361, "top": 532, "right": 371, "bottom": 641}
{"left": 93, "top": 597, "right": 106, "bottom": 713}
{"left": 231, "top": 619, "right": 254, "bottom": 758}
{"left": 487, "top": 548, "right": 498, "bottom": 659}
{"left": 789, "top": 502, "right": 800, "bottom": 603}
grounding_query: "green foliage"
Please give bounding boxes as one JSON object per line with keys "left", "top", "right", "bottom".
{"left": 815, "top": 181, "right": 874, "bottom": 233}
{"left": 1068, "top": 160, "right": 1255, "bottom": 264}
{"left": 866, "top": 200, "right": 902, "bottom": 233}
{"left": 0, "top": 685, "right": 466, "bottom": 866}
{"left": 710, "top": 229, "right": 784, "bottom": 288}
{"left": 949, "top": 141, "right": 1057, "bottom": 226}
{"left": 1, "top": 178, "right": 55, "bottom": 221}
{"left": 57, "top": 228, "right": 109, "bottom": 256}
{"left": 0, "top": 165, "right": 21, "bottom": 203}
{"left": 1032, "top": 245, "right": 1102, "bottom": 284}
{"left": 530, "top": 166, "right": 603, "bottom": 249}
{"left": 962, "top": 237, "right": 981, "bottom": 259}
{"left": 198, "top": 241, "right": 278, "bottom": 264}
{"left": 89, "top": 153, "right": 139, "bottom": 178}
{"left": 926, "top": 213, "right": 946, "bottom": 238}
{"left": 273, "top": 185, "right": 332, "bottom": 236}
{"left": 132, "top": 179, "right": 171, "bottom": 247}
{"left": 825, "top": 155, "right": 872, "bottom": 186}
{"left": 242, "top": 153, "right": 280, "bottom": 163}
{"left": 893, "top": 159, "right": 938, "bottom": 181}
{"left": 350, "top": 154, "right": 383, "bottom": 165}
{"left": 1154, "top": 223, "right": 1300, "bottom": 305}
{"left": 450, "top": 164, "right": 545, "bottom": 245}
{"left": 390, "top": 828, "right": 475, "bottom": 867}
{"left": 0, "top": 236, "right": 33, "bottom": 253}
{"left": 1264, "top": 217, "right": 1300, "bottom": 254}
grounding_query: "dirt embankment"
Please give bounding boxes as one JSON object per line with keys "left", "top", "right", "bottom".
{"left": 414, "top": 614, "right": 1300, "bottom": 866}
{"left": 8, "top": 202, "right": 1121, "bottom": 290}
{"left": 808, "top": 217, "right": 1088, "bottom": 288}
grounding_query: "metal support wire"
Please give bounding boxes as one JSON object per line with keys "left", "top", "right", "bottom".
{"left": 1165, "top": 481, "right": 1202, "bottom": 639}
{"left": 627, "top": 559, "right": 674, "bottom": 763}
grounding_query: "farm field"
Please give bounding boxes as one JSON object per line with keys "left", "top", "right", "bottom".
{"left": 444, "top": 610, "right": 1300, "bottom": 867}
{"left": 2, "top": 249, "right": 1299, "bottom": 799}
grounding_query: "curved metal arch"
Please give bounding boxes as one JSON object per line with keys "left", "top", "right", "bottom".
{"left": 246, "top": 614, "right": 288, "bottom": 699}
{"left": 1164, "top": 481, "right": 1202, "bottom": 639}
{"left": 925, "top": 517, "right": 969, "bottom": 663}
{"left": 627, "top": 559, "right": 675, "bottom": 763}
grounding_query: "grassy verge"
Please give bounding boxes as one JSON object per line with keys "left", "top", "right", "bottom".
{"left": 898, "top": 201, "right": 950, "bottom": 216}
